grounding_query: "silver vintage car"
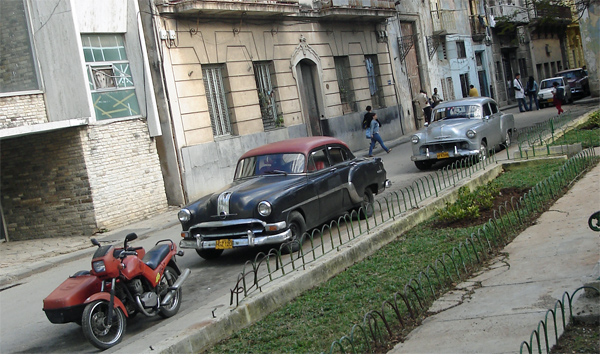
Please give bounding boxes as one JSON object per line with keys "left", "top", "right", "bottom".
{"left": 410, "top": 97, "right": 515, "bottom": 170}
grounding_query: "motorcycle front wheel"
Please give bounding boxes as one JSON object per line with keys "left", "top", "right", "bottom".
{"left": 82, "top": 300, "right": 126, "bottom": 350}
{"left": 159, "top": 266, "right": 182, "bottom": 318}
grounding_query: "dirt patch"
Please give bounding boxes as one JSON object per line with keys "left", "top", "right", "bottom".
{"left": 432, "top": 187, "right": 530, "bottom": 229}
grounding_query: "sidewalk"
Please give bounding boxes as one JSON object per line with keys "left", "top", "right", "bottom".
{"left": 388, "top": 162, "right": 600, "bottom": 354}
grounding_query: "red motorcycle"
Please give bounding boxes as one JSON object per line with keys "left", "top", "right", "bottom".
{"left": 43, "top": 233, "right": 190, "bottom": 350}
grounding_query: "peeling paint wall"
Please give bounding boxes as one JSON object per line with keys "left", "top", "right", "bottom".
{"left": 579, "top": 3, "right": 600, "bottom": 97}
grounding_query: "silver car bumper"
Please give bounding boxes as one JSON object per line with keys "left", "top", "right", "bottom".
{"left": 179, "top": 229, "right": 293, "bottom": 250}
{"left": 411, "top": 148, "right": 480, "bottom": 161}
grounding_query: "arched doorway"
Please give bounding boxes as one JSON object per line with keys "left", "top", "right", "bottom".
{"left": 298, "top": 59, "right": 322, "bottom": 136}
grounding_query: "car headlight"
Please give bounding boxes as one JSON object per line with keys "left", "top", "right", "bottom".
{"left": 178, "top": 209, "right": 191, "bottom": 223}
{"left": 92, "top": 260, "right": 106, "bottom": 273}
{"left": 466, "top": 130, "right": 476, "bottom": 139}
{"left": 257, "top": 201, "right": 272, "bottom": 217}
{"left": 411, "top": 135, "right": 420, "bottom": 144}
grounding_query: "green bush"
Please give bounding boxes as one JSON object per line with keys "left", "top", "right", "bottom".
{"left": 436, "top": 183, "right": 499, "bottom": 223}
{"left": 578, "top": 110, "right": 600, "bottom": 130}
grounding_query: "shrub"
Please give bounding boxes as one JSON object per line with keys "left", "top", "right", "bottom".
{"left": 436, "top": 183, "right": 499, "bottom": 223}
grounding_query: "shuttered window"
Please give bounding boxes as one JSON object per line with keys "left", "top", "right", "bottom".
{"left": 202, "top": 65, "right": 231, "bottom": 137}
{"left": 334, "top": 56, "right": 356, "bottom": 114}
{"left": 253, "top": 62, "right": 279, "bottom": 130}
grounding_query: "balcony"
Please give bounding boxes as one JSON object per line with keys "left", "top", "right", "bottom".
{"left": 469, "top": 15, "right": 487, "bottom": 41}
{"left": 155, "top": 0, "right": 301, "bottom": 19}
{"left": 489, "top": 4, "right": 529, "bottom": 24}
{"left": 155, "top": 0, "right": 396, "bottom": 20}
{"left": 319, "top": 0, "right": 396, "bottom": 20}
{"left": 530, "top": 4, "right": 571, "bottom": 25}
{"left": 431, "top": 10, "right": 457, "bottom": 35}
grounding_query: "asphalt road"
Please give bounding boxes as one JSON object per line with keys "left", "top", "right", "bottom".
{"left": 0, "top": 97, "right": 597, "bottom": 353}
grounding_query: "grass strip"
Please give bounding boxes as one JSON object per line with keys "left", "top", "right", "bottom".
{"left": 205, "top": 159, "right": 576, "bottom": 354}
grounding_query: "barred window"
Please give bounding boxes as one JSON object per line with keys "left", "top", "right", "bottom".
{"left": 456, "top": 41, "right": 467, "bottom": 59}
{"left": 365, "top": 55, "right": 384, "bottom": 108}
{"left": 82, "top": 34, "right": 140, "bottom": 120}
{"left": 254, "top": 61, "right": 279, "bottom": 130}
{"left": 334, "top": 56, "right": 356, "bottom": 114}
{"left": 203, "top": 65, "right": 231, "bottom": 137}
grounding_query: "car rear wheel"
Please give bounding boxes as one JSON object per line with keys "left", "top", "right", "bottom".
{"left": 414, "top": 161, "right": 433, "bottom": 171}
{"left": 196, "top": 249, "right": 224, "bottom": 260}
{"left": 359, "top": 188, "right": 375, "bottom": 219}
{"left": 283, "top": 211, "right": 306, "bottom": 254}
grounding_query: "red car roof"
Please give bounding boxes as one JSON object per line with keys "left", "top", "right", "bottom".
{"left": 239, "top": 136, "right": 349, "bottom": 159}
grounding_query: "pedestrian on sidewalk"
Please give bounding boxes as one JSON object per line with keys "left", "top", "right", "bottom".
{"left": 468, "top": 85, "right": 479, "bottom": 97}
{"left": 431, "top": 88, "right": 443, "bottom": 108}
{"left": 526, "top": 76, "right": 540, "bottom": 110}
{"left": 513, "top": 73, "right": 529, "bottom": 112}
{"left": 362, "top": 105, "right": 374, "bottom": 129}
{"left": 416, "top": 89, "right": 432, "bottom": 125}
{"left": 552, "top": 81, "right": 564, "bottom": 115}
{"left": 368, "top": 113, "right": 391, "bottom": 157}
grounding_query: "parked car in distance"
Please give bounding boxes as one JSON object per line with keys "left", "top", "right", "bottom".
{"left": 538, "top": 76, "right": 573, "bottom": 108}
{"left": 410, "top": 97, "right": 515, "bottom": 170}
{"left": 178, "top": 137, "right": 391, "bottom": 259}
{"left": 556, "top": 68, "right": 590, "bottom": 98}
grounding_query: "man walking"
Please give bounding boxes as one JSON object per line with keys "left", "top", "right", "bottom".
{"left": 513, "top": 73, "right": 529, "bottom": 112}
{"left": 431, "top": 88, "right": 443, "bottom": 108}
{"left": 416, "top": 90, "right": 432, "bottom": 125}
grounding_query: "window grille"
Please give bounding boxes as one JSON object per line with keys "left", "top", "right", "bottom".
{"left": 459, "top": 73, "right": 470, "bottom": 97}
{"left": 365, "top": 55, "right": 384, "bottom": 108}
{"left": 334, "top": 56, "right": 356, "bottom": 113}
{"left": 203, "top": 65, "right": 231, "bottom": 137}
{"left": 82, "top": 34, "right": 140, "bottom": 120}
{"left": 254, "top": 62, "right": 279, "bottom": 130}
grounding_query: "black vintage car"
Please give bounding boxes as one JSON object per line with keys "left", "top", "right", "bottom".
{"left": 178, "top": 136, "right": 391, "bottom": 259}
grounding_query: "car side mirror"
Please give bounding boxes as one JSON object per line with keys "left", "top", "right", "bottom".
{"left": 424, "top": 122, "right": 429, "bottom": 127}
{"left": 484, "top": 115, "right": 490, "bottom": 120}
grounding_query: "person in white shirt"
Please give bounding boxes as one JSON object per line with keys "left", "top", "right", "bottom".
{"left": 513, "top": 73, "right": 530, "bottom": 112}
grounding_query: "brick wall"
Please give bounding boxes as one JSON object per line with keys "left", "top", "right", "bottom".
{"left": 1, "top": 119, "right": 168, "bottom": 240}
{"left": 82, "top": 119, "right": 168, "bottom": 231}
{"left": 1, "top": 128, "right": 97, "bottom": 240}
{"left": 0, "top": 94, "right": 48, "bottom": 128}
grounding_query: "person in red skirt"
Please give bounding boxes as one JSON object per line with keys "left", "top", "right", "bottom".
{"left": 552, "top": 82, "right": 564, "bottom": 115}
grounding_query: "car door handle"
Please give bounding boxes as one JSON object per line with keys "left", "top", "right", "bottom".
{"left": 329, "top": 167, "right": 337, "bottom": 173}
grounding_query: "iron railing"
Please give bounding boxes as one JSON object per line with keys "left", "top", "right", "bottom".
{"left": 326, "top": 148, "right": 598, "bottom": 353}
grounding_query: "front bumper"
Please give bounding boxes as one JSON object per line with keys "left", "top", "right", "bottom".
{"left": 179, "top": 228, "right": 292, "bottom": 250}
{"left": 411, "top": 146, "right": 480, "bottom": 161}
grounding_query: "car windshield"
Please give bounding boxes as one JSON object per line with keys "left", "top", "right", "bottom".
{"left": 433, "top": 105, "right": 482, "bottom": 121}
{"left": 234, "top": 153, "right": 306, "bottom": 180}
{"left": 541, "top": 79, "right": 562, "bottom": 89}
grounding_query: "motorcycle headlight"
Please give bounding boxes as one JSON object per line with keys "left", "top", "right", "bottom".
{"left": 466, "top": 130, "right": 476, "bottom": 139}
{"left": 257, "top": 201, "right": 272, "bottom": 217}
{"left": 411, "top": 135, "right": 420, "bottom": 144}
{"left": 178, "top": 209, "right": 191, "bottom": 223}
{"left": 92, "top": 260, "right": 106, "bottom": 273}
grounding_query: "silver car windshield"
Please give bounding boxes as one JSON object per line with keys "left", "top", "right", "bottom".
{"left": 433, "top": 105, "right": 482, "bottom": 121}
{"left": 234, "top": 153, "right": 306, "bottom": 180}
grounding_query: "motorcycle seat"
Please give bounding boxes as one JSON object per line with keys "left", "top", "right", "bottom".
{"left": 142, "top": 244, "right": 170, "bottom": 270}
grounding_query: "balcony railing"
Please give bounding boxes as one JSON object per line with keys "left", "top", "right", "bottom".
{"left": 469, "top": 15, "right": 487, "bottom": 40}
{"left": 532, "top": 4, "right": 571, "bottom": 21}
{"left": 489, "top": 4, "right": 529, "bottom": 24}
{"left": 320, "top": 0, "right": 395, "bottom": 10}
{"left": 431, "top": 10, "right": 457, "bottom": 34}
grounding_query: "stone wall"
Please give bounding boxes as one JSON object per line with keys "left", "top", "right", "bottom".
{"left": 1, "top": 119, "right": 168, "bottom": 240}
{"left": 0, "top": 94, "right": 48, "bottom": 128}
{"left": 82, "top": 119, "right": 168, "bottom": 230}
{"left": 1, "top": 128, "right": 97, "bottom": 240}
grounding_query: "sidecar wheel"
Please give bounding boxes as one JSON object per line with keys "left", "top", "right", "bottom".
{"left": 82, "top": 300, "right": 126, "bottom": 350}
{"left": 159, "top": 266, "right": 182, "bottom": 318}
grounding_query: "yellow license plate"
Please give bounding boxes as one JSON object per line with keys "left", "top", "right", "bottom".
{"left": 437, "top": 152, "right": 450, "bottom": 159}
{"left": 215, "top": 239, "right": 233, "bottom": 249}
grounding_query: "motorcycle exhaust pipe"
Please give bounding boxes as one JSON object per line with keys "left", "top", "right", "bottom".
{"left": 161, "top": 268, "right": 191, "bottom": 306}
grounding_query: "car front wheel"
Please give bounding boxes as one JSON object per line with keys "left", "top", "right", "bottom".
{"left": 284, "top": 211, "right": 306, "bottom": 254}
{"left": 478, "top": 141, "right": 488, "bottom": 161}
